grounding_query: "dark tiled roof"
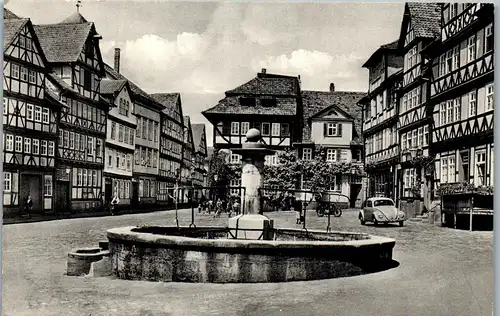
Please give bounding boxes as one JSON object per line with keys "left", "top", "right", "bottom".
{"left": 226, "top": 75, "right": 299, "bottom": 96}
{"left": 4, "top": 8, "right": 21, "bottom": 19}
{"left": 203, "top": 96, "right": 297, "bottom": 117}
{"left": 406, "top": 3, "right": 441, "bottom": 38}
{"left": 100, "top": 79, "right": 127, "bottom": 95}
{"left": 191, "top": 124, "right": 206, "bottom": 154}
{"left": 301, "top": 91, "right": 366, "bottom": 143}
{"left": 47, "top": 72, "right": 78, "bottom": 94}
{"left": 60, "top": 12, "right": 88, "bottom": 24}
{"left": 4, "top": 19, "right": 28, "bottom": 51}
{"left": 363, "top": 39, "right": 399, "bottom": 68}
{"left": 104, "top": 63, "right": 155, "bottom": 102}
{"left": 34, "top": 22, "right": 93, "bottom": 63}
{"left": 150, "top": 93, "right": 179, "bottom": 115}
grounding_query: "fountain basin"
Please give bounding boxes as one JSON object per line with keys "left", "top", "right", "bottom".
{"left": 107, "top": 226, "right": 396, "bottom": 283}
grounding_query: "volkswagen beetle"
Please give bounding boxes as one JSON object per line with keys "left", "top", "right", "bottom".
{"left": 359, "top": 197, "right": 406, "bottom": 227}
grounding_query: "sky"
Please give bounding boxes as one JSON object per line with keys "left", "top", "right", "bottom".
{"left": 6, "top": 0, "right": 405, "bottom": 146}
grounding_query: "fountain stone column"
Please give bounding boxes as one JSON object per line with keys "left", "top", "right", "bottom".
{"left": 228, "top": 129, "right": 275, "bottom": 240}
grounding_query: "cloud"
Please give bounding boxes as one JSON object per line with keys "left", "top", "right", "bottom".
{"left": 252, "top": 49, "right": 334, "bottom": 76}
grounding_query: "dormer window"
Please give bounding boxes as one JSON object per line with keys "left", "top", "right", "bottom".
{"left": 240, "top": 98, "right": 256, "bottom": 107}
{"left": 261, "top": 99, "right": 276, "bottom": 107}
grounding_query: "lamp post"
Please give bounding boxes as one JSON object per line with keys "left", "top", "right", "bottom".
{"left": 213, "top": 174, "right": 219, "bottom": 202}
{"left": 174, "top": 169, "right": 181, "bottom": 228}
{"left": 190, "top": 157, "right": 196, "bottom": 228}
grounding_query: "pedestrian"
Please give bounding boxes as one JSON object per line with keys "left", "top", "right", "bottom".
{"left": 24, "top": 195, "right": 33, "bottom": 219}
{"left": 110, "top": 193, "right": 119, "bottom": 215}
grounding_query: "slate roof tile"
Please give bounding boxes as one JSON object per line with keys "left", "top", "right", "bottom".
{"left": 150, "top": 93, "right": 180, "bottom": 115}
{"left": 4, "top": 18, "right": 28, "bottom": 51}
{"left": 203, "top": 96, "right": 297, "bottom": 117}
{"left": 407, "top": 3, "right": 441, "bottom": 39}
{"left": 100, "top": 79, "right": 127, "bottom": 95}
{"left": 226, "top": 76, "right": 299, "bottom": 96}
{"left": 4, "top": 8, "right": 21, "bottom": 19}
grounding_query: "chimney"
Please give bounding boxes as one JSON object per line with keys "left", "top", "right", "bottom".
{"left": 329, "top": 83, "right": 335, "bottom": 92}
{"left": 114, "top": 48, "right": 121, "bottom": 73}
{"left": 261, "top": 68, "right": 266, "bottom": 74}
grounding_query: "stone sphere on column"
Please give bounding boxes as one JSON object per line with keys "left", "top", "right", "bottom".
{"left": 245, "top": 128, "right": 261, "bottom": 143}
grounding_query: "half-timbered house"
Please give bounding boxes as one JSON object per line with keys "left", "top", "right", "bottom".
{"left": 104, "top": 50, "right": 163, "bottom": 207}
{"left": 100, "top": 63, "right": 136, "bottom": 207}
{"left": 202, "top": 68, "right": 301, "bottom": 188}
{"left": 150, "top": 92, "right": 185, "bottom": 206}
{"left": 180, "top": 116, "right": 196, "bottom": 203}
{"left": 360, "top": 40, "right": 403, "bottom": 200}
{"left": 424, "top": 4, "right": 494, "bottom": 189}
{"left": 300, "top": 85, "right": 366, "bottom": 207}
{"left": 34, "top": 13, "right": 109, "bottom": 213}
{"left": 3, "top": 17, "right": 56, "bottom": 217}
{"left": 191, "top": 123, "right": 208, "bottom": 191}
{"left": 395, "top": 3, "right": 441, "bottom": 209}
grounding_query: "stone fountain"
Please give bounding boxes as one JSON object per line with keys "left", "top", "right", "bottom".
{"left": 67, "top": 130, "right": 397, "bottom": 283}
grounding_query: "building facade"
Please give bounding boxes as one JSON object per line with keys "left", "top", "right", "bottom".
{"left": 300, "top": 86, "right": 366, "bottom": 208}
{"left": 3, "top": 17, "right": 56, "bottom": 216}
{"left": 425, "top": 3, "right": 494, "bottom": 190}
{"left": 35, "top": 13, "right": 109, "bottom": 213}
{"left": 151, "top": 93, "right": 184, "bottom": 206}
{"left": 360, "top": 40, "right": 403, "bottom": 200}
{"left": 191, "top": 123, "right": 208, "bottom": 191}
{"left": 100, "top": 73, "right": 136, "bottom": 207}
{"left": 202, "top": 68, "right": 302, "bottom": 189}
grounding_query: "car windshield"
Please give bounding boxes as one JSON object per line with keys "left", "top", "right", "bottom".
{"left": 373, "top": 200, "right": 394, "bottom": 207}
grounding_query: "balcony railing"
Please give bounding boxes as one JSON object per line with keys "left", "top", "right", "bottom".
{"left": 430, "top": 51, "right": 494, "bottom": 98}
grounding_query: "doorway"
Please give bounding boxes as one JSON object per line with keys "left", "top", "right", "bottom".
{"left": 20, "top": 174, "right": 42, "bottom": 215}
{"left": 105, "top": 179, "right": 112, "bottom": 204}
{"left": 131, "top": 181, "right": 139, "bottom": 206}
{"left": 350, "top": 183, "right": 362, "bottom": 208}
{"left": 56, "top": 181, "right": 70, "bottom": 214}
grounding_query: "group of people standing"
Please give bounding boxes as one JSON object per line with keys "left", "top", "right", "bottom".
{"left": 198, "top": 195, "right": 241, "bottom": 218}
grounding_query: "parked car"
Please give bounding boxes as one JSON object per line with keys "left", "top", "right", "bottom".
{"left": 359, "top": 197, "right": 406, "bottom": 227}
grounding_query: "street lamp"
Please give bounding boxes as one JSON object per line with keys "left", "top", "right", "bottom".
{"left": 174, "top": 168, "right": 181, "bottom": 228}
{"left": 190, "top": 157, "right": 196, "bottom": 227}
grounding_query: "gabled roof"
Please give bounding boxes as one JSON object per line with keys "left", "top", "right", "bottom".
{"left": 225, "top": 71, "right": 300, "bottom": 97}
{"left": 191, "top": 124, "right": 206, "bottom": 154}
{"left": 150, "top": 92, "right": 181, "bottom": 116}
{"left": 47, "top": 72, "right": 78, "bottom": 94}
{"left": 362, "top": 39, "right": 399, "bottom": 68}
{"left": 4, "top": 18, "right": 28, "bottom": 51}
{"left": 398, "top": 3, "right": 441, "bottom": 49}
{"left": 4, "top": 8, "right": 21, "bottom": 19}
{"left": 60, "top": 12, "right": 88, "bottom": 24}
{"left": 34, "top": 22, "right": 95, "bottom": 63}
{"left": 183, "top": 116, "right": 195, "bottom": 149}
{"left": 100, "top": 79, "right": 127, "bottom": 96}
{"left": 202, "top": 96, "right": 297, "bottom": 119}
{"left": 301, "top": 90, "right": 366, "bottom": 144}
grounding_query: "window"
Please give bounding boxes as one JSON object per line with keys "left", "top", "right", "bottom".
{"left": 41, "top": 108, "right": 49, "bottom": 123}
{"left": 326, "top": 149, "right": 337, "bottom": 162}
{"left": 402, "top": 134, "right": 407, "bottom": 150}
{"left": 440, "top": 103, "right": 447, "bottom": 125}
{"left": 118, "top": 125, "right": 124, "bottom": 142}
{"left": 34, "top": 106, "right": 41, "bottom": 122}
{"left": 241, "top": 122, "right": 250, "bottom": 135}
{"left": 230, "top": 154, "right": 240, "bottom": 164}
{"left": 467, "top": 35, "right": 476, "bottom": 63}
{"left": 96, "top": 139, "right": 102, "bottom": 157}
{"left": 424, "top": 126, "right": 429, "bottom": 146}
{"left": 108, "top": 151, "right": 113, "bottom": 167}
{"left": 476, "top": 151, "right": 486, "bottom": 186}
{"left": 261, "top": 99, "right": 276, "bottom": 107}
{"left": 83, "top": 169, "right": 88, "bottom": 186}
{"left": 418, "top": 127, "right": 423, "bottom": 147}
{"left": 20, "top": 67, "right": 28, "bottom": 81}
{"left": 137, "top": 117, "right": 142, "bottom": 138}
{"left": 454, "top": 98, "right": 461, "bottom": 121}
{"left": 231, "top": 122, "right": 239, "bottom": 135}
{"left": 439, "top": 55, "right": 446, "bottom": 77}
{"left": 485, "top": 24, "right": 493, "bottom": 53}
{"left": 142, "top": 118, "right": 147, "bottom": 139}
{"left": 28, "top": 70, "right": 36, "bottom": 83}
{"left": 15, "top": 136, "right": 22, "bottom": 152}
{"left": 326, "top": 123, "right": 336, "bottom": 137}
{"left": 271, "top": 123, "right": 280, "bottom": 136}
{"left": 83, "top": 69, "right": 92, "bottom": 91}
{"left": 446, "top": 49, "right": 453, "bottom": 73}
{"left": 111, "top": 122, "right": 116, "bottom": 139}
{"left": 469, "top": 91, "right": 477, "bottom": 116}
{"left": 24, "top": 138, "right": 31, "bottom": 153}
{"left": 240, "top": 98, "right": 256, "bottom": 107}
{"left": 80, "top": 135, "right": 85, "bottom": 151}
{"left": 148, "top": 119, "right": 153, "bottom": 141}
{"left": 87, "top": 137, "right": 94, "bottom": 156}
{"left": 453, "top": 46, "right": 460, "bottom": 70}
{"left": 11, "top": 64, "right": 19, "bottom": 78}
{"left": 486, "top": 84, "right": 494, "bottom": 110}
{"left": 5, "top": 135, "right": 13, "bottom": 151}
{"left": 447, "top": 100, "right": 453, "bottom": 123}
{"left": 41, "top": 140, "right": 47, "bottom": 155}
{"left": 29, "top": 139, "right": 38, "bottom": 155}
{"left": 4, "top": 173, "right": 11, "bottom": 192}
{"left": 44, "top": 175, "right": 52, "bottom": 197}
{"left": 154, "top": 122, "right": 158, "bottom": 142}
{"left": 261, "top": 123, "right": 270, "bottom": 136}
{"left": 281, "top": 123, "right": 290, "bottom": 136}
{"left": 48, "top": 141, "right": 54, "bottom": 156}
{"left": 129, "top": 129, "right": 134, "bottom": 145}
{"left": 448, "top": 156, "right": 456, "bottom": 183}
{"left": 303, "top": 148, "right": 312, "bottom": 160}
{"left": 441, "top": 158, "right": 448, "bottom": 183}
{"left": 69, "top": 132, "right": 75, "bottom": 149}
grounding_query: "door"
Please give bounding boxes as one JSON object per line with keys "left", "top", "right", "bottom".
{"left": 105, "top": 180, "right": 112, "bottom": 204}
{"left": 364, "top": 200, "right": 374, "bottom": 219}
{"left": 131, "top": 182, "right": 139, "bottom": 206}
{"left": 20, "top": 174, "right": 42, "bottom": 214}
{"left": 56, "top": 181, "right": 70, "bottom": 213}
{"left": 349, "top": 184, "right": 362, "bottom": 208}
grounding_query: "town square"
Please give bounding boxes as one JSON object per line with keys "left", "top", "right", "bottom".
{"left": 2, "top": 1, "right": 495, "bottom": 316}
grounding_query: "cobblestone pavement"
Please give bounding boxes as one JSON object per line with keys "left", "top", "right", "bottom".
{"left": 3, "top": 209, "right": 493, "bottom": 316}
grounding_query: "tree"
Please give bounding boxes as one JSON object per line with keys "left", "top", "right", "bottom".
{"left": 206, "top": 149, "right": 239, "bottom": 199}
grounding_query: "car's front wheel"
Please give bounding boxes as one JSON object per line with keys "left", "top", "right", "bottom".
{"left": 359, "top": 213, "right": 365, "bottom": 225}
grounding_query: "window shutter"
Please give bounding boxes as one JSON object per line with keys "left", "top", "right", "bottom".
{"left": 323, "top": 123, "right": 327, "bottom": 136}
{"left": 337, "top": 123, "right": 342, "bottom": 136}
{"left": 336, "top": 149, "right": 341, "bottom": 162}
